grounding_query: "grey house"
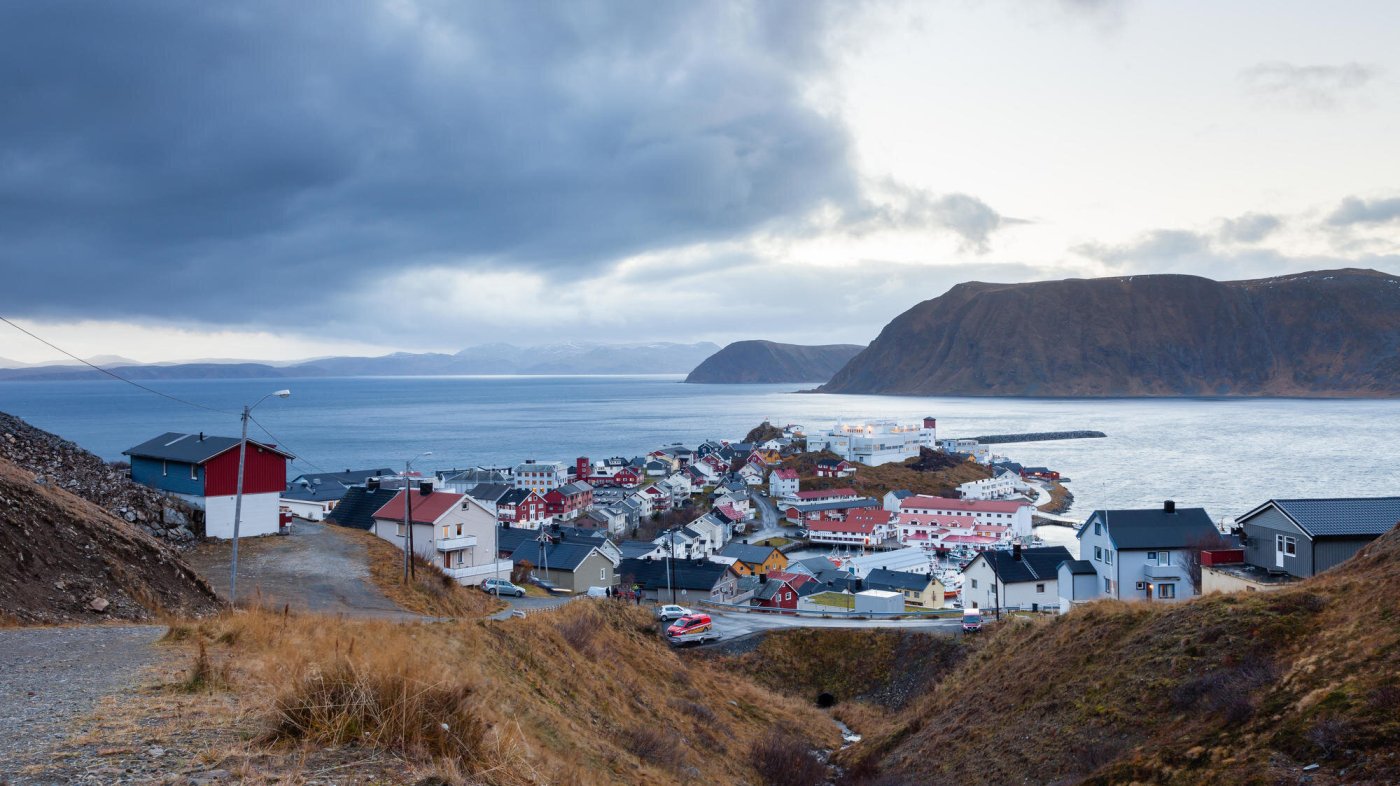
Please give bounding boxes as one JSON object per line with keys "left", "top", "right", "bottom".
{"left": 1236, "top": 497, "right": 1400, "bottom": 579}
{"left": 509, "top": 540, "right": 615, "bottom": 594}
{"left": 1075, "top": 501, "right": 1221, "bottom": 602}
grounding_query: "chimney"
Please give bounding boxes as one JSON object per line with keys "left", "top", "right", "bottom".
{"left": 366, "top": 477, "right": 380, "bottom": 491}
{"left": 419, "top": 480, "right": 433, "bottom": 495}
{"left": 198, "top": 432, "right": 204, "bottom": 441}
{"left": 1013, "top": 543, "right": 1022, "bottom": 561}
{"left": 1164, "top": 500, "right": 1176, "bottom": 514}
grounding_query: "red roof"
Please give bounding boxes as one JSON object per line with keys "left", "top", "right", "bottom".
{"left": 900, "top": 496, "right": 1028, "bottom": 514}
{"left": 371, "top": 490, "right": 467, "bottom": 525}
{"left": 765, "top": 570, "right": 811, "bottom": 589}
{"left": 716, "top": 503, "right": 743, "bottom": 520}
{"left": 772, "top": 468, "right": 798, "bottom": 480}
{"left": 794, "top": 488, "right": 857, "bottom": 501}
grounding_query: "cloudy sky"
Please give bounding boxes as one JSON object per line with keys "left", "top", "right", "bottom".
{"left": 2, "top": 0, "right": 1398, "bottom": 364}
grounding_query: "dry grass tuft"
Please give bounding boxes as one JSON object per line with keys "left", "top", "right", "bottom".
{"left": 334, "top": 526, "right": 504, "bottom": 618}
{"left": 748, "top": 729, "right": 829, "bottom": 786}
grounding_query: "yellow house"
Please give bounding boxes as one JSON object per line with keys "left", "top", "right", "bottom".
{"left": 866, "top": 568, "right": 945, "bottom": 608}
{"left": 718, "top": 541, "right": 789, "bottom": 576}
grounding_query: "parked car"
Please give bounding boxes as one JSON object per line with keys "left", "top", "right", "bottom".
{"left": 530, "top": 577, "right": 567, "bottom": 595}
{"left": 480, "top": 578, "right": 525, "bottom": 598}
{"left": 656, "top": 604, "right": 693, "bottom": 621}
{"left": 961, "top": 608, "right": 984, "bottom": 633}
{"left": 585, "top": 586, "right": 611, "bottom": 598}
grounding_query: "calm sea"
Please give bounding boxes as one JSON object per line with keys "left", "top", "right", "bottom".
{"left": 2, "top": 375, "right": 1397, "bottom": 525}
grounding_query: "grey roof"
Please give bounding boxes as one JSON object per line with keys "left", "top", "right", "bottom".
{"left": 887, "top": 489, "right": 914, "bottom": 499}
{"left": 438, "top": 467, "right": 509, "bottom": 485}
{"left": 865, "top": 568, "right": 933, "bottom": 592}
{"left": 124, "top": 432, "right": 293, "bottom": 463}
{"left": 1247, "top": 497, "right": 1400, "bottom": 539}
{"left": 618, "top": 540, "right": 659, "bottom": 559}
{"left": 291, "top": 468, "right": 395, "bottom": 487}
{"left": 784, "top": 498, "right": 879, "bottom": 514}
{"left": 717, "top": 541, "right": 780, "bottom": 565}
{"left": 976, "top": 546, "right": 1074, "bottom": 585}
{"left": 1060, "top": 559, "right": 1097, "bottom": 576}
{"left": 794, "top": 556, "right": 838, "bottom": 575}
{"left": 281, "top": 484, "right": 350, "bottom": 503}
{"left": 511, "top": 540, "right": 601, "bottom": 572}
{"left": 1078, "top": 506, "right": 1219, "bottom": 550}
{"left": 466, "top": 483, "right": 513, "bottom": 504}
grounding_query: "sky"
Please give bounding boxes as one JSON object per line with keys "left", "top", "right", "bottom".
{"left": 1, "top": 0, "right": 1398, "bottom": 364}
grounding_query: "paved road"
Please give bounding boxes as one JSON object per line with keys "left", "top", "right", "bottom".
{"left": 0, "top": 625, "right": 165, "bottom": 783}
{"left": 702, "top": 606, "right": 961, "bottom": 639}
{"left": 745, "top": 492, "right": 795, "bottom": 542}
{"left": 183, "top": 520, "right": 417, "bottom": 619}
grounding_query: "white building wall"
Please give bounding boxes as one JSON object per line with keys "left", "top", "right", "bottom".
{"left": 195, "top": 492, "right": 281, "bottom": 539}
{"left": 279, "top": 498, "right": 331, "bottom": 521}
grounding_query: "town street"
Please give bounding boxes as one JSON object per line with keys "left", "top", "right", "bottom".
{"left": 695, "top": 605, "right": 961, "bottom": 641}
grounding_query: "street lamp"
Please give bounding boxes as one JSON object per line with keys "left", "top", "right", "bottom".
{"left": 402, "top": 451, "right": 433, "bottom": 583}
{"left": 229, "top": 389, "right": 291, "bottom": 605}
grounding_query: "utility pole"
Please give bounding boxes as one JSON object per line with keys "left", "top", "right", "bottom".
{"left": 229, "top": 389, "right": 290, "bottom": 605}
{"left": 401, "top": 452, "right": 432, "bottom": 584}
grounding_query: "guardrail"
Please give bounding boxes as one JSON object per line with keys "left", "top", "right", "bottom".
{"left": 697, "top": 599, "right": 963, "bottom": 621}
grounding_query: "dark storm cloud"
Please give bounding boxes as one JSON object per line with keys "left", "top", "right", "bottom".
{"left": 0, "top": 1, "right": 878, "bottom": 325}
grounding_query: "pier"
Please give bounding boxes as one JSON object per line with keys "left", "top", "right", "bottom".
{"left": 968, "top": 430, "right": 1106, "bottom": 445}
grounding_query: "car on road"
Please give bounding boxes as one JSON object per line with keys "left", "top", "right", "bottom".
{"left": 480, "top": 578, "right": 525, "bottom": 597}
{"left": 961, "top": 608, "right": 984, "bottom": 633}
{"left": 656, "top": 604, "right": 693, "bottom": 621}
{"left": 666, "top": 613, "right": 720, "bottom": 646}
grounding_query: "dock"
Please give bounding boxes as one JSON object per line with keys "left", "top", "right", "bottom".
{"left": 968, "top": 430, "right": 1106, "bottom": 445}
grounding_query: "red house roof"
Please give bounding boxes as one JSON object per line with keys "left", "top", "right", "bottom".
{"left": 371, "top": 490, "right": 467, "bottom": 525}
{"left": 900, "top": 496, "right": 1027, "bottom": 514}
{"left": 772, "top": 468, "right": 798, "bottom": 480}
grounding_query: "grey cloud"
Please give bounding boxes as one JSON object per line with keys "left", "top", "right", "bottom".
{"left": 0, "top": 1, "right": 863, "bottom": 327}
{"left": 1074, "top": 229, "right": 1211, "bottom": 265}
{"left": 840, "top": 184, "right": 1018, "bottom": 253}
{"left": 1240, "top": 61, "right": 1381, "bottom": 110}
{"left": 1326, "top": 196, "right": 1400, "bottom": 227}
{"left": 1218, "top": 213, "right": 1282, "bottom": 244}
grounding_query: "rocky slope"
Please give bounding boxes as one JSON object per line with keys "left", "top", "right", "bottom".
{"left": 841, "top": 523, "right": 1400, "bottom": 785}
{"left": 0, "top": 454, "right": 221, "bottom": 623}
{"left": 685, "top": 340, "right": 865, "bottom": 383}
{"left": 819, "top": 268, "right": 1400, "bottom": 397}
{"left": 0, "top": 411, "right": 200, "bottom": 544}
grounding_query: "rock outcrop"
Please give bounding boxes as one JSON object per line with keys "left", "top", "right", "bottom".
{"left": 685, "top": 340, "right": 865, "bottom": 384}
{"left": 819, "top": 268, "right": 1400, "bottom": 397}
{"left": 0, "top": 411, "right": 200, "bottom": 544}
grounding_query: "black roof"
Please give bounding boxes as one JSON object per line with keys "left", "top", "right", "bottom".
{"left": 124, "top": 431, "right": 293, "bottom": 463}
{"left": 977, "top": 546, "right": 1073, "bottom": 584}
{"left": 291, "top": 468, "right": 395, "bottom": 487}
{"left": 326, "top": 485, "right": 401, "bottom": 530}
{"left": 618, "top": 540, "right": 659, "bottom": 559}
{"left": 467, "top": 483, "right": 513, "bottom": 504}
{"left": 617, "top": 557, "right": 730, "bottom": 591}
{"left": 865, "top": 568, "right": 933, "bottom": 592}
{"left": 1079, "top": 506, "right": 1219, "bottom": 549}
{"left": 1060, "top": 559, "right": 1097, "bottom": 576}
{"left": 497, "top": 488, "right": 534, "bottom": 505}
{"left": 1242, "top": 497, "right": 1400, "bottom": 539}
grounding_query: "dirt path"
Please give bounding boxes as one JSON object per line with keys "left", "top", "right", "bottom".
{"left": 183, "top": 520, "right": 416, "bottom": 620}
{"left": 0, "top": 625, "right": 165, "bottom": 783}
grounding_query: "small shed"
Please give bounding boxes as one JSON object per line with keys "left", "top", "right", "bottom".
{"left": 853, "top": 589, "right": 903, "bottom": 614}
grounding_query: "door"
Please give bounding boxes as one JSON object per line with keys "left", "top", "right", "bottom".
{"left": 1275, "top": 534, "right": 1285, "bottom": 568}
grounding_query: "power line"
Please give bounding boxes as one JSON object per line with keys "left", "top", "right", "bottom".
{"left": 0, "top": 315, "right": 234, "bottom": 415}
{"left": 247, "top": 413, "right": 329, "bottom": 474}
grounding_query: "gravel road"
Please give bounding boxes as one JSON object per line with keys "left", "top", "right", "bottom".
{"left": 0, "top": 625, "right": 164, "bottom": 784}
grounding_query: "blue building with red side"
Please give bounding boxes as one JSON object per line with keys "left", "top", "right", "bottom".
{"left": 124, "top": 432, "right": 293, "bottom": 539}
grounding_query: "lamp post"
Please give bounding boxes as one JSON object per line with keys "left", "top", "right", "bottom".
{"left": 402, "top": 451, "right": 433, "bottom": 583}
{"left": 229, "top": 389, "right": 291, "bottom": 605}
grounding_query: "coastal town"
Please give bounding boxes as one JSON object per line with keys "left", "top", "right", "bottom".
{"left": 118, "top": 417, "right": 1398, "bottom": 640}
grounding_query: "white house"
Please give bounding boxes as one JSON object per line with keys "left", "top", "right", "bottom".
{"left": 511, "top": 460, "right": 567, "bottom": 494}
{"left": 956, "top": 469, "right": 1026, "bottom": 501}
{"left": 769, "top": 468, "right": 800, "bottom": 500}
{"left": 1057, "top": 559, "right": 1101, "bottom": 613}
{"left": 804, "top": 417, "right": 938, "bottom": 466}
{"left": 738, "top": 463, "right": 766, "bottom": 486}
{"left": 960, "top": 545, "right": 1071, "bottom": 612}
{"left": 807, "top": 508, "right": 895, "bottom": 549}
{"left": 938, "top": 438, "right": 991, "bottom": 464}
{"left": 281, "top": 468, "right": 396, "bottom": 521}
{"left": 1075, "top": 501, "right": 1221, "bottom": 602}
{"left": 369, "top": 483, "right": 512, "bottom": 586}
{"left": 882, "top": 489, "right": 913, "bottom": 512}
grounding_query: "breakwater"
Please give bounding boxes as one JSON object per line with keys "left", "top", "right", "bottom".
{"left": 969, "top": 430, "right": 1106, "bottom": 445}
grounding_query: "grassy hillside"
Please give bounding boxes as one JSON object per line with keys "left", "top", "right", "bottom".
{"left": 842, "top": 524, "right": 1400, "bottom": 785}
{"left": 154, "top": 601, "right": 838, "bottom": 784}
{"left": 780, "top": 448, "right": 991, "bottom": 499}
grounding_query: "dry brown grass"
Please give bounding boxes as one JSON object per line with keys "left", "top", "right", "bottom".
{"left": 335, "top": 526, "right": 504, "bottom": 618}
{"left": 779, "top": 450, "right": 990, "bottom": 500}
{"left": 152, "top": 600, "right": 837, "bottom": 784}
{"left": 1038, "top": 480, "right": 1073, "bottom": 513}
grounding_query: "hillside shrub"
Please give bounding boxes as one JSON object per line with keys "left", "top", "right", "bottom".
{"left": 749, "top": 729, "right": 828, "bottom": 786}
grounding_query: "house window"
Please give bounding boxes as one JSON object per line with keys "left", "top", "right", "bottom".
{"left": 190, "top": 464, "right": 198, "bottom": 481}
{"left": 1094, "top": 546, "right": 1103, "bottom": 561}
{"left": 442, "top": 526, "right": 449, "bottom": 539}
{"left": 1036, "top": 583, "right": 1045, "bottom": 593}
{"left": 162, "top": 460, "right": 168, "bottom": 477}
{"left": 1158, "top": 583, "right": 1176, "bottom": 599}
{"left": 600, "top": 568, "right": 606, "bottom": 581}
{"left": 1104, "top": 577, "right": 1112, "bottom": 593}
{"left": 1093, "top": 520, "right": 1101, "bottom": 535}
{"left": 970, "top": 578, "right": 978, "bottom": 589}
{"left": 396, "top": 522, "right": 405, "bottom": 537}
{"left": 1105, "top": 550, "right": 1114, "bottom": 566}
{"left": 1276, "top": 534, "right": 1297, "bottom": 557}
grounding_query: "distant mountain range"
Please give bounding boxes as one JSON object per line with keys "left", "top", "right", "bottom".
{"left": 0, "top": 342, "right": 721, "bottom": 381}
{"left": 818, "top": 268, "right": 1400, "bottom": 397}
{"left": 684, "top": 341, "right": 865, "bottom": 384}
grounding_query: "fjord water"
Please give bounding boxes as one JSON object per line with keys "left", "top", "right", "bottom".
{"left": 2, "top": 375, "right": 1397, "bottom": 522}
